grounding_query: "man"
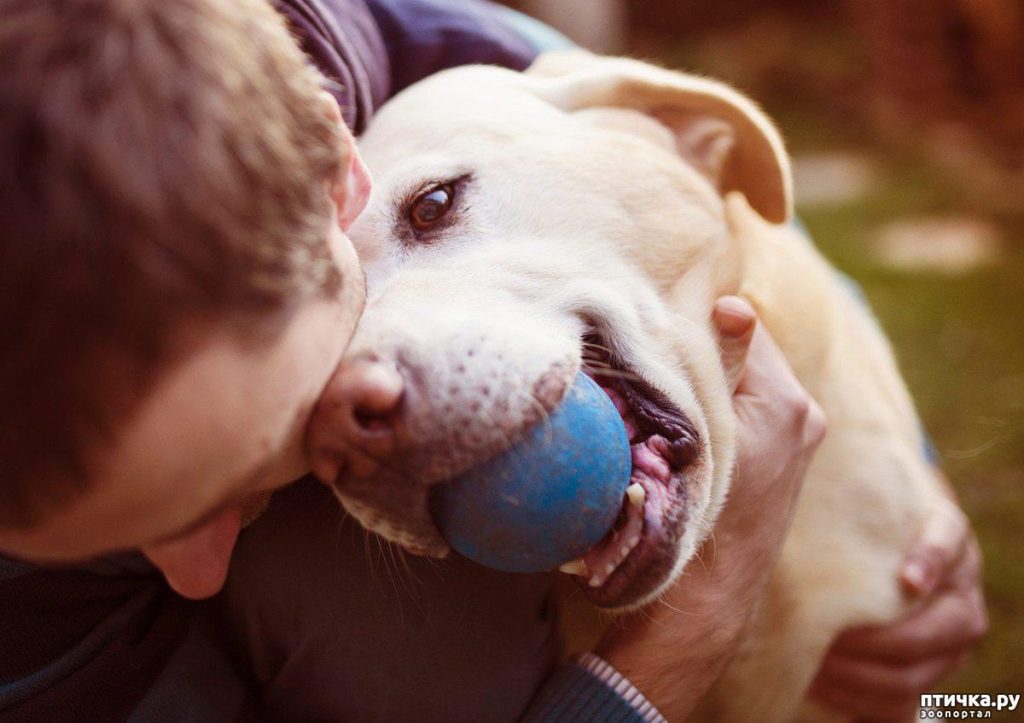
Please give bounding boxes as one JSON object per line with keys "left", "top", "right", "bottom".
{"left": 0, "top": 0, "right": 984, "bottom": 720}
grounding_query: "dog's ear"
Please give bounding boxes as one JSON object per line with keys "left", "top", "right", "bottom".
{"left": 528, "top": 50, "right": 792, "bottom": 224}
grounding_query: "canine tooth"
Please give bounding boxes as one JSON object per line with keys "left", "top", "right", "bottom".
{"left": 626, "top": 483, "right": 646, "bottom": 507}
{"left": 589, "top": 575, "right": 602, "bottom": 588}
{"left": 628, "top": 536, "right": 640, "bottom": 548}
{"left": 559, "top": 559, "right": 588, "bottom": 576}
{"left": 605, "top": 562, "right": 615, "bottom": 575}
{"left": 619, "top": 545, "right": 631, "bottom": 560}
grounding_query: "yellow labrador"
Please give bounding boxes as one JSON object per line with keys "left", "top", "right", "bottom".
{"left": 316, "top": 51, "right": 949, "bottom": 721}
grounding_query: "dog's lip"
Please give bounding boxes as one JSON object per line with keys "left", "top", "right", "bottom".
{"left": 570, "top": 338, "right": 698, "bottom": 607}
{"left": 577, "top": 463, "right": 688, "bottom": 606}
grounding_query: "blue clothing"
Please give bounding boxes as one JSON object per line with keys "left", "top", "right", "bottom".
{"left": 366, "top": 0, "right": 537, "bottom": 94}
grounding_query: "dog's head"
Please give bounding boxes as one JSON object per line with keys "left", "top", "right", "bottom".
{"left": 309, "top": 52, "right": 792, "bottom": 608}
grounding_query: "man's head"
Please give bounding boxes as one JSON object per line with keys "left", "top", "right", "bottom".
{"left": 0, "top": 0, "right": 370, "bottom": 593}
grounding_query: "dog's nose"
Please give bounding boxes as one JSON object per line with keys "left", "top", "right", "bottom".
{"left": 309, "top": 356, "right": 405, "bottom": 482}
{"left": 341, "top": 358, "right": 405, "bottom": 430}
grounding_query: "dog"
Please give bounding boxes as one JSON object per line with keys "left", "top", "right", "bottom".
{"left": 308, "top": 50, "right": 950, "bottom": 721}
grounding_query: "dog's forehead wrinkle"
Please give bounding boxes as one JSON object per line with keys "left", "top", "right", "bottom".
{"left": 367, "top": 102, "right": 555, "bottom": 165}
{"left": 384, "top": 164, "right": 475, "bottom": 202}
{"left": 572, "top": 279, "right": 671, "bottom": 338}
{"left": 381, "top": 78, "right": 561, "bottom": 131}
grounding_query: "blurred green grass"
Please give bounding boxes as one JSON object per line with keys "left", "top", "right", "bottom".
{"left": 791, "top": 137, "right": 1024, "bottom": 694}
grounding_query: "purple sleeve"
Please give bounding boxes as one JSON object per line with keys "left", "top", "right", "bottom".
{"left": 272, "top": 0, "right": 537, "bottom": 134}
{"left": 364, "top": 0, "right": 538, "bottom": 94}
{"left": 272, "top": 0, "right": 392, "bottom": 133}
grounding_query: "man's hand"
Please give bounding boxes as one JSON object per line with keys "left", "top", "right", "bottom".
{"left": 597, "top": 296, "right": 826, "bottom": 720}
{"left": 809, "top": 497, "right": 987, "bottom": 721}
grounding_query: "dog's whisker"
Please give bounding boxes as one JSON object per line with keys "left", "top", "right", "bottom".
{"left": 377, "top": 536, "right": 406, "bottom": 613}
{"left": 475, "top": 405, "right": 538, "bottom": 483}
{"left": 656, "top": 597, "right": 695, "bottom": 616}
{"left": 384, "top": 538, "right": 413, "bottom": 599}
{"left": 580, "top": 364, "right": 645, "bottom": 384}
{"left": 581, "top": 340, "right": 615, "bottom": 354}
{"left": 477, "top": 406, "right": 518, "bottom": 452}
{"left": 702, "top": 532, "right": 718, "bottom": 574}
{"left": 637, "top": 603, "right": 663, "bottom": 627}
{"left": 395, "top": 546, "right": 425, "bottom": 589}
{"left": 389, "top": 540, "right": 423, "bottom": 593}
{"left": 518, "top": 389, "right": 555, "bottom": 445}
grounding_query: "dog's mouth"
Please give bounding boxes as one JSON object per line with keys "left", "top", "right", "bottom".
{"left": 564, "top": 334, "right": 700, "bottom": 608}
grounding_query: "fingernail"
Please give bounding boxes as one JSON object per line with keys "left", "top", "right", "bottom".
{"left": 713, "top": 296, "right": 755, "bottom": 338}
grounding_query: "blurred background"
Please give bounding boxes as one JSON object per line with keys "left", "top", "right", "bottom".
{"left": 506, "top": 0, "right": 1024, "bottom": 697}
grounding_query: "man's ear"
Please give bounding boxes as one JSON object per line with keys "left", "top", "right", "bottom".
{"left": 336, "top": 147, "right": 371, "bottom": 232}
{"left": 527, "top": 51, "right": 792, "bottom": 224}
{"left": 318, "top": 91, "right": 371, "bottom": 231}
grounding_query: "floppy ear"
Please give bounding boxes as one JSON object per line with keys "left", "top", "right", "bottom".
{"left": 527, "top": 50, "right": 792, "bottom": 224}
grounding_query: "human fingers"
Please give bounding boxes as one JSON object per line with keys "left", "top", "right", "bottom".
{"left": 732, "top": 317, "right": 800, "bottom": 402}
{"left": 810, "top": 676, "right": 918, "bottom": 721}
{"left": 901, "top": 499, "right": 971, "bottom": 598}
{"left": 810, "top": 648, "right": 967, "bottom": 719}
{"left": 712, "top": 295, "right": 757, "bottom": 393}
{"left": 730, "top": 322, "right": 826, "bottom": 478}
{"left": 827, "top": 583, "right": 987, "bottom": 663}
{"left": 717, "top": 322, "right": 825, "bottom": 539}
{"left": 730, "top": 321, "right": 826, "bottom": 453}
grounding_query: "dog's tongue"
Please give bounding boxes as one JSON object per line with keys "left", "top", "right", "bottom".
{"left": 143, "top": 505, "right": 242, "bottom": 600}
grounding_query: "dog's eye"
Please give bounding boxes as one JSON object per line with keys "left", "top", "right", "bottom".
{"left": 408, "top": 183, "right": 455, "bottom": 231}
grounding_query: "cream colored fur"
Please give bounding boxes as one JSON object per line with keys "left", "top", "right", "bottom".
{"left": 344, "top": 50, "right": 947, "bottom": 721}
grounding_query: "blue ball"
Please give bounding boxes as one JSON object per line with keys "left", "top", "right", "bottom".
{"left": 432, "top": 372, "right": 632, "bottom": 573}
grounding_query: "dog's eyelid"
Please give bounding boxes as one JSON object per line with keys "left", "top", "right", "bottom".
{"left": 398, "top": 172, "right": 474, "bottom": 210}
{"left": 397, "top": 173, "right": 474, "bottom": 243}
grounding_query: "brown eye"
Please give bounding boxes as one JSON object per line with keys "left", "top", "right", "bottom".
{"left": 409, "top": 184, "right": 454, "bottom": 231}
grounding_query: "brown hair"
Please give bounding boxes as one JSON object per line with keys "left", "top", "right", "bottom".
{"left": 0, "top": 0, "right": 346, "bottom": 525}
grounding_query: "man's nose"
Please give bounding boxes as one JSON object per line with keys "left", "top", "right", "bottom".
{"left": 309, "top": 356, "right": 405, "bottom": 482}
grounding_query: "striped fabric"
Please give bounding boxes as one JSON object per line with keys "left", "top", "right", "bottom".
{"left": 522, "top": 653, "right": 666, "bottom": 723}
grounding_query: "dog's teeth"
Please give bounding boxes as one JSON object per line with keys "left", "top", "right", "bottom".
{"left": 628, "top": 536, "right": 640, "bottom": 548}
{"left": 559, "top": 559, "right": 588, "bottom": 576}
{"left": 589, "top": 575, "right": 602, "bottom": 588}
{"left": 626, "top": 483, "right": 646, "bottom": 507}
{"left": 619, "top": 545, "right": 631, "bottom": 560}
{"left": 605, "top": 562, "right": 615, "bottom": 575}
